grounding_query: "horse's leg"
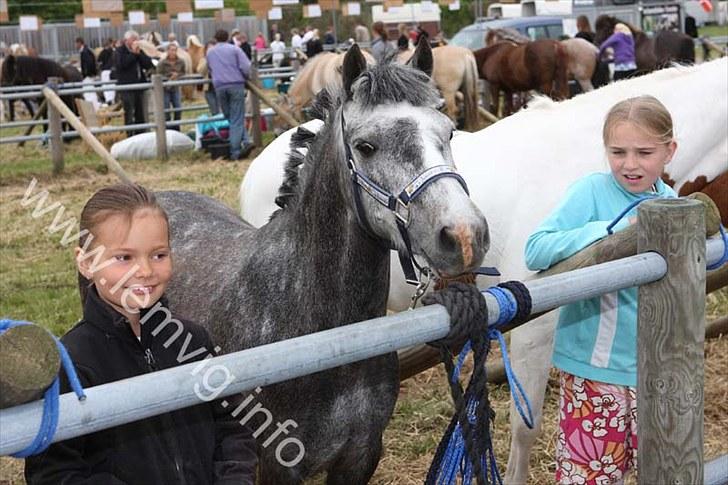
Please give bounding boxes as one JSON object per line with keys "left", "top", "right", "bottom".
{"left": 22, "top": 98, "right": 35, "bottom": 118}
{"left": 325, "top": 435, "right": 383, "bottom": 485}
{"left": 444, "top": 91, "right": 458, "bottom": 125}
{"left": 488, "top": 83, "right": 500, "bottom": 117}
{"left": 577, "top": 78, "right": 594, "bottom": 92}
{"left": 504, "top": 311, "right": 557, "bottom": 485}
{"left": 8, "top": 99, "right": 16, "bottom": 122}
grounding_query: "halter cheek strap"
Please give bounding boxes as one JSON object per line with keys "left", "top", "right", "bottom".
{"left": 340, "top": 111, "right": 469, "bottom": 287}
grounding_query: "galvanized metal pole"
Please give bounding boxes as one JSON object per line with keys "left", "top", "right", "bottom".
{"left": 637, "top": 198, "right": 705, "bottom": 485}
{"left": 151, "top": 74, "right": 169, "bottom": 161}
{"left": 46, "top": 77, "right": 64, "bottom": 175}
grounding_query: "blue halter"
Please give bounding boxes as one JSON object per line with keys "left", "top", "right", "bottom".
{"left": 340, "top": 110, "right": 470, "bottom": 287}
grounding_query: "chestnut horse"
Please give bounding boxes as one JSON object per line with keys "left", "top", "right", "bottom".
{"left": 486, "top": 28, "right": 601, "bottom": 94}
{"left": 474, "top": 39, "right": 569, "bottom": 116}
{"left": 594, "top": 15, "right": 695, "bottom": 73}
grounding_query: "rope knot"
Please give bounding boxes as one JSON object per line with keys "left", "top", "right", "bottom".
{"left": 423, "top": 282, "right": 487, "bottom": 350}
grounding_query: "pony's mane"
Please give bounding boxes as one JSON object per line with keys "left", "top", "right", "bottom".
{"left": 272, "top": 60, "right": 439, "bottom": 214}
{"left": 349, "top": 61, "right": 439, "bottom": 109}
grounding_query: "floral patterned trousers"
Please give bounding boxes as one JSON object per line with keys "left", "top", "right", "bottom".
{"left": 556, "top": 371, "right": 638, "bottom": 485}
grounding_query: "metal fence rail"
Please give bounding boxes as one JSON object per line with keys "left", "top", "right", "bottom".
{"left": 0, "top": 232, "right": 724, "bottom": 460}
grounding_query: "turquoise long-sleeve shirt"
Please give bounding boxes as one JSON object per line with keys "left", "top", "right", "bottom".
{"left": 525, "top": 172, "right": 676, "bottom": 386}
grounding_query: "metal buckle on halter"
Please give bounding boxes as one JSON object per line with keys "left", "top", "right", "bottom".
{"left": 409, "top": 267, "right": 432, "bottom": 309}
{"left": 394, "top": 198, "right": 410, "bottom": 226}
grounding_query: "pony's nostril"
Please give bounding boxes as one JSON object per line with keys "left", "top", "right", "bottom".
{"left": 439, "top": 226, "right": 459, "bottom": 253}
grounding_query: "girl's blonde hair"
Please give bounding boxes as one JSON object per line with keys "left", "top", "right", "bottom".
{"left": 603, "top": 95, "right": 674, "bottom": 145}
{"left": 614, "top": 23, "right": 632, "bottom": 36}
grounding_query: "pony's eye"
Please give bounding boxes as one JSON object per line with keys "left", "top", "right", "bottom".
{"left": 449, "top": 130, "right": 454, "bottom": 140}
{"left": 355, "top": 142, "right": 376, "bottom": 156}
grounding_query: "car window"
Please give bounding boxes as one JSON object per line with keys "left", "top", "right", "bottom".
{"left": 547, "top": 24, "right": 564, "bottom": 38}
{"left": 526, "top": 25, "right": 549, "bottom": 40}
{"left": 450, "top": 29, "right": 487, "bottom": 49}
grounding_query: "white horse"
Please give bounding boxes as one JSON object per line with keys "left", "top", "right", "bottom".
{"left": 238, "top": 58, "right": 728, "bottom": 483}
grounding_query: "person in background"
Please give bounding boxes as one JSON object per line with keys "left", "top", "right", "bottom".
{"left": 197, "top": 40, "right": 219, "bottom": 115}
{"left": 301, "top": 25, "right": 314, "bottom": 56}
{"left": 24, "top": 183, "right": 258, "bottom": 485}
{"left": 156, "top": 43, "right": 185, "bottom": 130}
{"left": 270, "top": 33, "right": 286, "bottom": 68}
{"left": 290, "top": 28, "right": 303, "bottom": 70}
{"left": 76, "top": 37, "right": 97, "bottom": 79}
{"left": 76, "top": 36, "right": 100, "bottom": 110}
{"left": 525, "top": 95, "right": 678, "bottom": 485}
{"left": 238, "top": 32, "right": 253, "bottom": 62}
{"left": 269, "top": 23, "right": 279, "bottom": 44}
{"left": 599, "top": 23, "right": 637, "bottom": 81}
{"left": 306, "top": 29, "right": 324, "bottom": 58}
{"left": 73, "top": 37, "right": 97, "bottom": 107}
{"left": 115, "top": 30, "right": 153, "bottom": 137}
{"left": 323, "top": 25, "right": 336, "bottom": 45}
{"left": 575, "top": 15, "right": 596, "bottom": 44}
{"left": 254, "top": 32, "right": 267, "bottom": 51}
{"left": 354, "top": 21, "right": 371, "bottom": 43}
{"left": 206, "top": 29, "right": 254, "bottom": 160}
{"left": 371, "top": 21, "right": 393, "bottom": 63}
{"left": 397, "top": 23, "right": 411, "bottom": 51}
{"left": 97, "top": 38, "right": 116, "bottom": 105}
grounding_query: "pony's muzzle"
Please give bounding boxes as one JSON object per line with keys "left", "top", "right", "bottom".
{"left": 438, "top": 221, "right": 489, "bottom": 274}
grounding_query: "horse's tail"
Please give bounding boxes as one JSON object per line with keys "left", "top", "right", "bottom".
{"left": 678, "top": 36, "right": 696, "bottom": 65}
{"left": 552, "top": 43, "right": 569, "bottom": 101}
{"left": 462, "top": 53, "right": 479, "bottom": 131}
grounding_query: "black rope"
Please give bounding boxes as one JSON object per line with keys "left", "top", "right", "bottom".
{"left": 423, "top": 282, "right": 496, "bottom": 485}
{"left": 497, "top": 281, "right": 532, "bottom": 325}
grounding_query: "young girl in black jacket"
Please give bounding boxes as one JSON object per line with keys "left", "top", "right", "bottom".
{"left": 25, "top": 183, "right": 257, "bottom": 484}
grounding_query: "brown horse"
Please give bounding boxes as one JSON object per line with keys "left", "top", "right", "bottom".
{"left": 473, "top": 39, "right": 569, "bottom": 116}
{"left": 594, "top": 15, "right": 694, "bottom": 73}
{"left": 486, "top": 29, "right": 600, "bottom": 93}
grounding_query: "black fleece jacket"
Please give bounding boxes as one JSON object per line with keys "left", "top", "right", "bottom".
{"left": 114, "top": 44, "right": 153, "bottom": 84}
{"left": 24, "top": 287, "right": 257, "bottom": 485}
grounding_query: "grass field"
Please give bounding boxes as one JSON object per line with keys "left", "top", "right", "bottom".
{"left": 1, "top": 102, "right": 727, "bottom": 483}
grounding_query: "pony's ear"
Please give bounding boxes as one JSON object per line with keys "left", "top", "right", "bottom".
{"left": 407, "top": 39, "right": 433, "bottom": 78}
{"left": 342, "top": 44, "right": 367, "bottom": 99}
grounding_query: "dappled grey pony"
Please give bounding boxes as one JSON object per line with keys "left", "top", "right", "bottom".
{"left": 158, "top": 41, "right": 489, "bottom": 483}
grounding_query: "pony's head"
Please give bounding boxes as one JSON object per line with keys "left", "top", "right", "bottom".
{"left": 335, "top": 42, "right": 489, "bottom": 278}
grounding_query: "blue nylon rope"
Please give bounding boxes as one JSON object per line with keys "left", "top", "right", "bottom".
{"left": 0, "top": 319, "right": 86, "bottom": 458}
{"left": 707, "top": 225, "right": 728, "bottom": 271}
{"left": 606, "top": 195, "right": 658, "bottom": 235}
{"left": 485, "top": 287, "right": 534, "bottom": 430}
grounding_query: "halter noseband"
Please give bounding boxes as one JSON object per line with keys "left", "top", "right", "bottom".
{"left": 340, "top": 109, "right": 470, "bottom": 290}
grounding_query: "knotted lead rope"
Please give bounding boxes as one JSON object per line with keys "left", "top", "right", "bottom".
{"left": 424, "top": 283, "right": 497, "bottom": 485}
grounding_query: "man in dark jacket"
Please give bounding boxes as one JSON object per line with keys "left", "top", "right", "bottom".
{"left": 24, "top": 287, "right": 258, "bottom": 484}
{"left": 115, "top": 30, "right": 154, "bottom": 137}
{"left": 76, "top": 37, "right": 97, "bottom": 78}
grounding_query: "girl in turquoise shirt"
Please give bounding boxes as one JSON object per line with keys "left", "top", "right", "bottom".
{"left": 525, "top": 95, "right": 678, "bottom": 485}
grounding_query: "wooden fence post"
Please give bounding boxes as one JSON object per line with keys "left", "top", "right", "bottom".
{"left": 47, "top": 77, "right": 64, "bottom": 175}
{"left": 637, "top": 198, "right": 705, "bottom": 485}
{"left": 249, "top": 57, "right": 263, "bottom": 148}
{"left": 151, "top": 74, "right": 168, "bottom": 161}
